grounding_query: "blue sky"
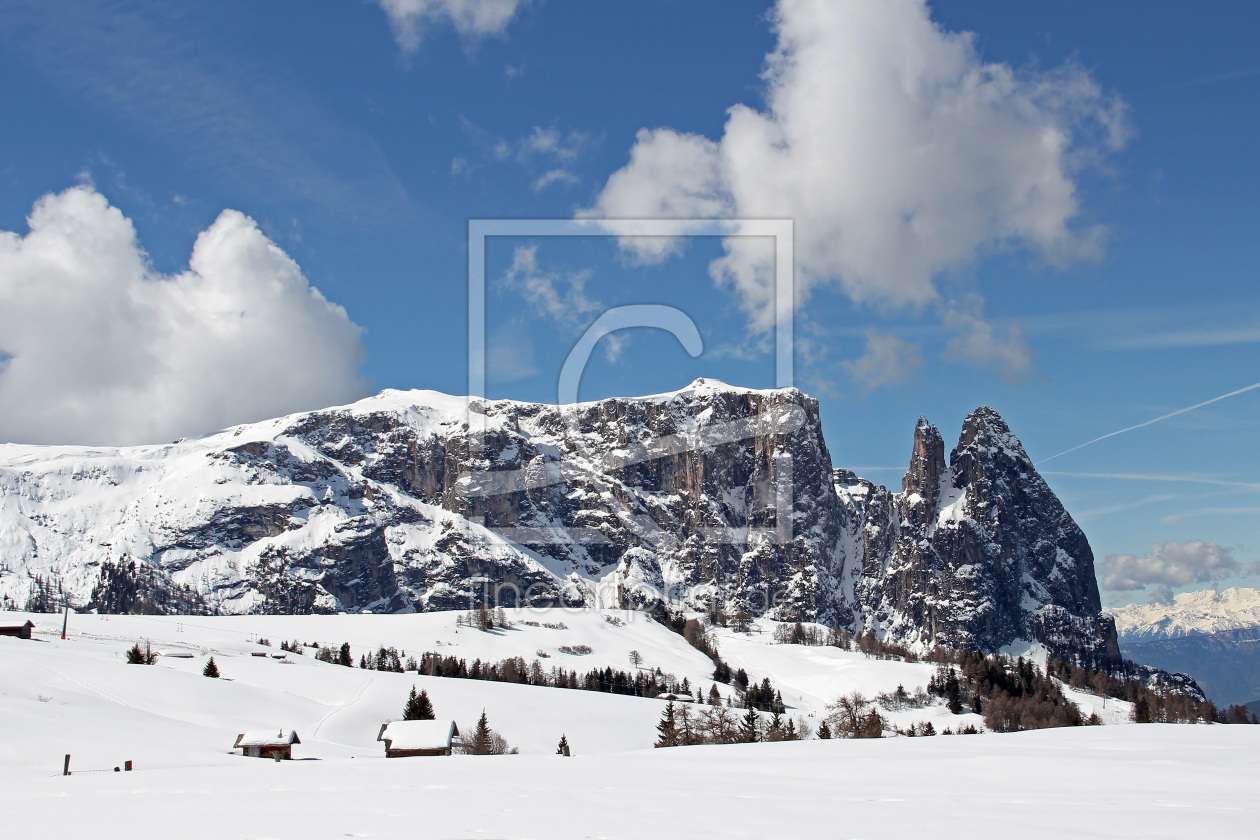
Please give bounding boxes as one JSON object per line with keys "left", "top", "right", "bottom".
{"left": 0, "top": 0, "right": 1258, "bottom": 606}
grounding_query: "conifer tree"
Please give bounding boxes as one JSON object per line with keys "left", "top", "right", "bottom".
{"left": 402, "top": 685, "right": 435, "bottom": 720}
{"left": 1131, "top": 696, "right": 1152, "bottom": 724}
{"left": 945, "top": 667, "right": 962, "bottom": 715}
{"left": 817, "top": 720, "right": 832, "bottom": 739}
{"left": 655, "top": 701, "right": 679, "bottom": 748}
{"left": 338, "top": 642, "right": 352, "bottom": 667}
{"left": 709, "top": 683, "right": 721, "bottom": 705}
{"left": 468, "top": 709, "right": 494, "bottom": 755}
{"left": 203, "top": 656, "right": 220, "bottom": 678}
{"left": 741, "top": 707, "right": 760, "bottom": 742}
{"left": 767, "top": 710, "right": 784, "bottom": 741}
{"left": 126, "top": 640, "right": 156, "bottom": 664}
{"left": 556, "top": 734, "right": 570, "bottom": 756}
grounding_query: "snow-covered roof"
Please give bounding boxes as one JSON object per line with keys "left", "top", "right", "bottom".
{"left": 656, "top": 693, "right": 695, "bottom": 702}
{"left": 235, "top": 729, "right": 300, "bottom": 748}
{"left": 377, "top": 720, "right": 459, "bottom": 751}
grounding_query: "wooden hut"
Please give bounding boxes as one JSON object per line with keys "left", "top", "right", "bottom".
{"left": 655, "top": 692, "right": 695, "bottom": 703}
{"left": 234, "top": 729, "right": 300, "bottom": 760}
{"left": 376, "top": 720, "right": 460, "bottom": 757}
{"left": 0, "top": 620, "right": 35, "bottom": 640}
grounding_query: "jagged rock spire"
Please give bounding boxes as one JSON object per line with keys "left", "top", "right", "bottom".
{"left": 848, "top": 406, "right": 1121, "bottom": 668}
{"left": 900, "top": 417, "right": 945, "bottom": 530}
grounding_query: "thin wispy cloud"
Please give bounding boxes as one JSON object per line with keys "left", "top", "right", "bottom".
{"left": 1167, "top": 66, "right": 1260, "bottom": 91}
{"left": 1160, "top": 507, "right": 1260, "bottom": 524}
{"left": 1043, "top": 471, "right": 1260, "bottom": 490}
{"left": 0, "top": 1, "right": 413, "bottom": 224}
{"left": 457, "top": 119, "right": 592, "bottom": 190}
{"left": 501, "top": 245, "right": 602, "bottom": 325}
{"left": 1075, "top": 494, "right": 1178, "bottom": 521}
{"left": 1038, "top": 380, "right": 1260, "bottom": 464}
{"left": 376, "top": 0, "right": 531, "bottom": 54}
{"left": 842, "top": 329, "right": 923, "bottom": 393}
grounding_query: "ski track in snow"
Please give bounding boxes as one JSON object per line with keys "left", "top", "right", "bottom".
{"left": 310, "top": 672, "right": 376, "bottom": 747}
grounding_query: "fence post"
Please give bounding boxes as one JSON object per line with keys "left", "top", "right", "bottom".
{"left": 63, "top": 754, "right": 71, "bottom": 776}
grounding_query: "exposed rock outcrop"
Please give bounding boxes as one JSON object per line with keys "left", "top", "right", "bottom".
{"left": 0, "top": 381, "right": 1119, "bottom": 665}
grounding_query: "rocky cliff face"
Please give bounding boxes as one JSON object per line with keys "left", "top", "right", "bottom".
{"left": 839, "top": 408, "right": 1121, "bottom": 668}
{"left": 0, "top": 381, "right": 1118, "bottom": 664}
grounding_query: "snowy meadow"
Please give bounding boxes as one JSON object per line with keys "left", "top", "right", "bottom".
{"left": 1, "top": 609, "right": 1255, "bottom": 839}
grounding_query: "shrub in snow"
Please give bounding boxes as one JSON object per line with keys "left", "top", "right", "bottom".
{"left": 825, "top": 692, "right": 885, "bottom": 739}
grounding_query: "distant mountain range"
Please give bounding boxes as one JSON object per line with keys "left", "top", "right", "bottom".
{"left": 1109, "top": 588, "right": 1260, "bottom": 706}
{"left": 1, "top": 381, "right": 1122, "bottom": 667}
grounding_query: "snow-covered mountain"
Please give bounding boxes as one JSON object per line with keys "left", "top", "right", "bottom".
{"left": 1108, "top": 588, "right": 1260, "bottom": 705}
{"left": 0, "top": 380, "right": 1119, "bottom": 664}
{"left": 1109, "top": 588, "right": 1260, "bottom": 640}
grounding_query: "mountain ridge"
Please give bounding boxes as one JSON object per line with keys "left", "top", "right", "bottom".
{"left": 0, "top": 379, "right": 1119, "bottom": 666}
{"left": 1108, "top": 587, "right": 1260, "bottom": 641}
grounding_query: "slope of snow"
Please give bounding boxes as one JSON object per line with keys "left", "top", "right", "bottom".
{"left": 4, "top": 608, "right": 1254, "bottom": 838}
{"left": 1109, "top": 587, "right": 1260, "bottom": 640}
{"left": 1, "top": 608, "right": 982, "bottom": 769}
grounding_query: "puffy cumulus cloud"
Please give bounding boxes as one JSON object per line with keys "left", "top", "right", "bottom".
{"left": 842, "top": 330, "right": 923, "bottom": 393}
{"left": 0, "top": 186, "right": 368, "bottom": 446}
{"left": 376, "top": 0, "right": 529, "bottom": 53}
{"left": 1100, "top": 540, "right": 1242, "bottom": 592}
{"left": 584, "top": 0, "right": 1127, "bottom": 339}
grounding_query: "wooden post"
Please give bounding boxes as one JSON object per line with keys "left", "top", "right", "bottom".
{"left": 61, "top": 605, "right": 69, "bottom": 640}
{"left": 124, "top": 760, "right": 132, "bottom": 771}
{"left": 63, "top": 754, "right": 71, "bottom": 776}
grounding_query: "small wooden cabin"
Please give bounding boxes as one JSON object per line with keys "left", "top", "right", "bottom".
{"left": 377, "top": 720, "right": 460, "bottom": 757}
{"left": 0, "top": 620, "right": 35, "bottom": 640}
{"left": 234, "top": 729, "right": 300, "bottom": 760}
{"left": 655, "top": 692, "right": 695, "bottom": 703}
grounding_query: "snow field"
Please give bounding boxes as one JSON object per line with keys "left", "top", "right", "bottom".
{"left": 2, "top": 608, "right": 1254, "bottom": 838}
{"left": 4, "top": 724, "right": 1255, "bottom": 839}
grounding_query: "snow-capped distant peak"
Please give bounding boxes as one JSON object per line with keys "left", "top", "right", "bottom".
{"left": 1107, "top": 587, "right": 1260, "bottom": 640}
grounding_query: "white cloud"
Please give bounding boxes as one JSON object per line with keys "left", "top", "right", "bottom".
{"left": 585, "top": 0, "right": 1127, "bottom": 336}
{"left": 842, "top": 330, "right": 923, "bottom": 393}
{"left": 376, "top": 0, "right": 529, "bottom": 53}
{"left": 502, "top": 245, "right": 601, "bottom": 324}
{"left": 0, "top": 187, "right": 368, "bottom": 446}
{"left": 533, "top": 169, "right": 581, "bottom": 191}
{"left": 457, "top": 120, "right": 590, "bottom": 190}
{"left": 942, "top": 302, "right": 1036, "bottom": 384}
{"left": 1100, "top": 540, "right": 1243, "bottom": 592}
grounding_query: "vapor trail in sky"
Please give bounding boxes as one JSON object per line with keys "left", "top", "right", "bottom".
{"left": 1037, "top": 380, "right": 1260, "bottom": 464}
